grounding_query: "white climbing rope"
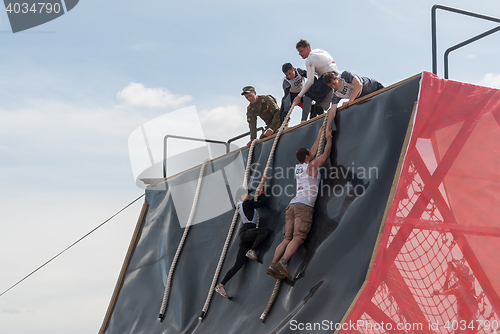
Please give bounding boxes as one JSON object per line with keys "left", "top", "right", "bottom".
{"left": 316, "top": 115, "right": 329, "bottom": 158}
{"left": 243, "top": 139, "right": 259, "bottom": 188}
{"left": 260, "top": 279, "right": 281, "bottom": 322}
{"left": 158, "top": 158, "right": 210, "bottom": 322}
{"left": 198, "top": 139, "right": 259, "bottom": 321}
{"left": 258, "top": 103, "right": 297, "bottom": 189}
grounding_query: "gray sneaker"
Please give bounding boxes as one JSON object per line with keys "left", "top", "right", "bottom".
{"left": 266, "top": 263, "right": 285, "bottom": 280}
{"left": 245, "top": 250, "right": 258, "bottom": 261}
{"left": 276, "top": 258, "right": 291, "bottom": 279}
{"left": 215, "top": 283, "right": 230, "bottom": 299}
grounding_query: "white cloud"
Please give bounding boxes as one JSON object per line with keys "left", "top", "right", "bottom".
{"left": 198, "top": 101, "right": 306, "bottom": 144}
{"left": 478, "top": 73, "right": 500, "bottom": 89}
{"left": 199, "top": 104, "right": 248, "bottom": 137}
{"left": 117, "top": 83, "right": 193, "bottom": 109}
{"left": 0, "top": 100, "right": 145, "bottom": 152}
{"left": 0, "top": 98, "right": 153, "bottom": 193}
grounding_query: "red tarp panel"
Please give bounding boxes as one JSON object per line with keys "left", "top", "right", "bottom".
{"left": 341, "top": 72, "right": 500, "bottom": 333}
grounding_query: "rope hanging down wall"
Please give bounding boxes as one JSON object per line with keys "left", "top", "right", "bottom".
{"left": 198, "top": 138, "right": 259, "bottom": 321}
{"left": 158, "top": 159, "right": 210, "bottom": 322}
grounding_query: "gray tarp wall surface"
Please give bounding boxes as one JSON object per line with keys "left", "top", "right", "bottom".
{"left": 105, "top": 76, "right": 420, "bottom": 334}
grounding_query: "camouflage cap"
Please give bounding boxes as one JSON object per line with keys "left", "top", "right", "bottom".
{"left": 241, "top": 86, "right": 255, "bottom": 95}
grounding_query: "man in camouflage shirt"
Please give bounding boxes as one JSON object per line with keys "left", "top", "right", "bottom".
{"left": 242, "top": 86, "right": 281, "bottom": 145}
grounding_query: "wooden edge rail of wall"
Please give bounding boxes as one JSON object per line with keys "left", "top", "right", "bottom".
{"left": 334, "top": 100, "right": 419, "bottom": 334}
{"left": 98, "top": 201, "right": 150, "bottom": 334}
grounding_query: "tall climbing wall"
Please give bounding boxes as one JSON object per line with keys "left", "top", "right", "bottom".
{"left": 100, "top": 72, "right": 500, "bottom": 333}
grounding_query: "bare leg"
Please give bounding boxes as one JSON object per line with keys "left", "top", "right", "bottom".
{"left": 282, "top": 237, "right": 304, "bottom": 261}
{"left": 272, "top": 239, "right": 291, "bottom": 263}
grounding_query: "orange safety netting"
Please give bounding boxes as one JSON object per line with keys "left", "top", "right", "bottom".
{"left": 340, "top": 72, "right": 500, "bottom": 334}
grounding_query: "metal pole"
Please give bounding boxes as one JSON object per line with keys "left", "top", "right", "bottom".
{"left": 431, "top": 4, "right": 500, "bottom": 78}
{"left": 444, "top": 25, "right": 500, "bottom": 79}
{"left": 226, "top": 127, "right": 264, "bottom": 151}
{"left": 432, "top": 5, "right": 438, "bottom": 75}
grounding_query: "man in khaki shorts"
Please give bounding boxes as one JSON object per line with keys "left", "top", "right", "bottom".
{"left": 266, "top": 125, "right": 332, "bottom": 279}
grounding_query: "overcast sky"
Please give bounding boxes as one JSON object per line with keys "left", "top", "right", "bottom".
{"left": 0, "top": 1, "right": 499, "bottom": 333}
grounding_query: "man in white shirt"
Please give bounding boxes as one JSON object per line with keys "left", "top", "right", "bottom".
{"left": 292, "top": 39, "right": 339, "bottom": 112}
{"left": 266, "top": 125, "right": 333, "bottom": 280}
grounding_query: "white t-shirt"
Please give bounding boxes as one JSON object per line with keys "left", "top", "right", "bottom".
{"left": 299, "top": 49, "right": 339, "bottom": 97}
{"left": 334, "top": 79, "right": 355, "bottom": 100}
{"left": 290, "top": 163, "right": 320, "bottom": 207}
{"left": 283, "top": 70, "right": 305, "bottom": 94}
{"left": 331, "top": 71, "right": 362, "bottom": 104}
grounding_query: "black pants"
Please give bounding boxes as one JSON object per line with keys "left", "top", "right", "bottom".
{"left": 305, "top": 75, "right": 331, "bottom": 102}
{"left": 220, "top": 224, "right": 271, "bottom": 285}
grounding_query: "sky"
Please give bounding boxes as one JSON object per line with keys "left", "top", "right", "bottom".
{"left": 0, "top": 0, "right": 499, "bottom": 333}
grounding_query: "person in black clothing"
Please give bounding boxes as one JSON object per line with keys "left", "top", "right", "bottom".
{"left": 215, "top": 176, "right": 271, "bottom": 299}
